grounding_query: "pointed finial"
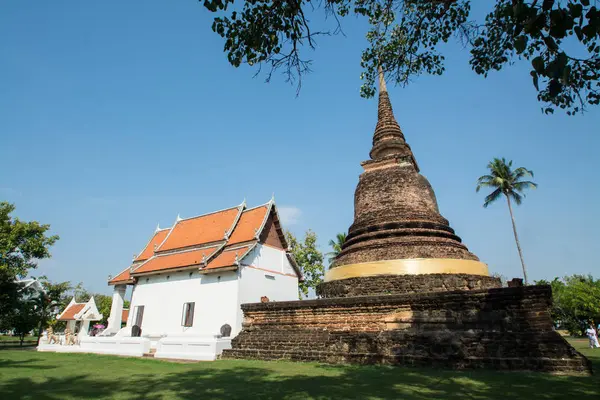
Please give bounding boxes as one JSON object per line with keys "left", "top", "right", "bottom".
{"left": 241, "top": 197, "right": 247, "bottom": 207}
{"left": 155, "top": 223, "right": 161, "bottom": 233}
{"left": 176, "top": 214, "right": 182, "bottom": 222}
{"left": 270, "top": 192, "right": 275, "bottom": 203}
{"left": 378, "top": 65, "right": 387, "bottom": 93}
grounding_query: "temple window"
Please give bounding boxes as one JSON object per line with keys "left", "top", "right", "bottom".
{"left": 182, "top": 302, "right": 195, "bottom": 327}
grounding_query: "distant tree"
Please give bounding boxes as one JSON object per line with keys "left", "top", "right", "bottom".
{"left": 537, "top": 275, "right": 600, "bottom": 336}
{"left": 476, "top": 158, "right": 537, "bottom": 284}
{"left": 202, "top": 0, "right": 600, "bottom": 114}
{"left": 286, "top": 230, "right": 325, "bottom": 299}
{"left": 0, "top": 202, "right": 59, "bottom": 324}
{"left": 10, "top": 293, "right": 39, "bottom": 346}
{"left": 326, "top": 232, "right": 347, "bottom": 266}
{"left": 35, "top": 278, "right": 73, "bottom": 344}
{"left": 91, "top": 294, "right": 113, "bottom": 326}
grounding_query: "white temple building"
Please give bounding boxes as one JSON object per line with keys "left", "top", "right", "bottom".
{"left": 38, "top": 198, "right": 302, "bottom": 360}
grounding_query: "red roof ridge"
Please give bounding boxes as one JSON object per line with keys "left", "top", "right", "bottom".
{"left": 201, "top": 242, "right": 257, "bottom": 273}
{"left": 133, "top": 227, "right": 172, "bottom": 262}
{"left": 224, "top": 241, "right": 258, "bottom": 251}
{"left": 176, "top": 202, "right": 243, "bottom": 223}
{"left": 108, "top": 266, "right": 134, "bottom": 285}
{"left": 132, "top": 243, "right": 224, "bottom": 273}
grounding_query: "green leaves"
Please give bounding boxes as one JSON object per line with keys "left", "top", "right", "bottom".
{"left": 471, "top": 1, "right": 600, "bottom": 115}
{"left": 202, "top": 0, "right": 600, "bottom": 115}
{"left": 539, "top": 275, "right": 600, "bottom": 336}
{"left": 0, "top": 202, "right": 59, "bottom": 279}
{"left": 285, "top": 230, "right": 325, "bottom": 299}
{"left": 476, "top": 158, "right": 537, "bottom": 208}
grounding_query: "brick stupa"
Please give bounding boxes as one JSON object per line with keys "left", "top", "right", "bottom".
{"left": 223, "top": 72, "right": 591, "bottom": 374}
{"left": 318, "top": 68, "right": 499, "bottom": 297}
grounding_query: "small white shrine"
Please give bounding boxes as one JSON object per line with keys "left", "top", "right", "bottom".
{"left": 39, "top": 198, "right": 302, "bottom": 360}
{"left": 38, "top": 297, "right": 103, "bottom": 351}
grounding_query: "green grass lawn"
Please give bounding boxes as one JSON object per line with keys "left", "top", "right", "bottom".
{"left": 0, "top": 338, "right": 597, "bottom": 400}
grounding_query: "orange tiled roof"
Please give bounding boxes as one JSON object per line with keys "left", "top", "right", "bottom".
{"left": 58, "top": 303, "right": 85, "bottom": 321}
{"left": 122, "top": 309, "right": 129, "bottom": 323}
{"left": 205, "top": 245, "right": 253, "bottom": 270}
{"left": 157, "top": 207, "right": 240, "bottom": 252}
{"left": 135, "top": 229, "right": 170, "bottom": 262}
{"left": 228, "top": 206, "right": 269, "bottom": 244}
{"left": 108, "top": 267, "right": 133, "bottom": 285}
{"left": 133, "top": 246, "right": 220, "bottom": 274}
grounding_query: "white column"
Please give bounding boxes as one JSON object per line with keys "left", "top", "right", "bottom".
{"left": 106, "top": 285, "right": 126, "bottom": 333}
{"left": 79, "top": 320, "right": 91, "bottom": 338}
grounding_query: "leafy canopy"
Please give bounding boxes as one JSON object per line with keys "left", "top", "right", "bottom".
{"left": 286, "top": 230, "right": 325, "bottom": 298}
{"left": 0, "top": 202, "right": 59, "bottom": 317}
{"left": 537, "top": 275, "right": 600, "bottom": 336}
{"left": 0, "top": 202, "right": 59, "bottom": 278}
{"left": 202, "top": 0, "right": 600, "bottom": 114}
{"left": 476, "top": 157, "right": 537, "bottom": 207}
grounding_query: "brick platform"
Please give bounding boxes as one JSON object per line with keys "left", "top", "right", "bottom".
{"left": 222, "top": 285, "right": 591, "bottom": 374}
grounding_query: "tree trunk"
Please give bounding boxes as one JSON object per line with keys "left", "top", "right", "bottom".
{"left": 506, "top": 195, "right": 528, "bottom": 285}
{"left": 36, "top": 316, "right": 45, "bottom": 346}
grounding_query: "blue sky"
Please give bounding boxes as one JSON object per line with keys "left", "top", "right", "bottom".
{"left": 1, "top": 1, "right": 598, "bottom": 295}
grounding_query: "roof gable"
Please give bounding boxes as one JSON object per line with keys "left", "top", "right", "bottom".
{"left": 156, "top": 206, "right": 241, "bottom": 252}
{"left": 57, "top": 297, "right": 102, "bottom": 321}
{"left": 57, "top": 302, "right": 85, "bottom": 321}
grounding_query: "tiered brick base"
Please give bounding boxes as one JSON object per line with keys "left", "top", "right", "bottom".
{"left": 223, "top": 285, "right": 591, "bottom": 374}
{"left": 317, "top": 273, "right": 501, "bottom": 298}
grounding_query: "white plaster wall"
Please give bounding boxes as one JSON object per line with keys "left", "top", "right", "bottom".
{"left": 235, "top": 244, "right": 299, "bottom": 335}
{"left": 247, "top": 244, "right": 297, "bottom": 277}
{"left": 128, "top": 270, "right": 240, "bottom": 337}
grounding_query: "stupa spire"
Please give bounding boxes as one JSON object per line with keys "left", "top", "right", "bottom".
{"left": 369, "top": 67, "right": 417, "bottom": 169}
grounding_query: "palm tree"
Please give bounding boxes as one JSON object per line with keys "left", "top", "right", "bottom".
{"left": 326, "top": 232, "right": 347, "bottom": 265}
{"left": 476, "top": 158, "right": 537, "bottom": 284}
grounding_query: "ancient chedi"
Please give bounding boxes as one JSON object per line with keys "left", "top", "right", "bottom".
{"left": 319, "top": 68, "right": 499, "bottom": 298}
{"left": 223, "top": 72, "right": 591, "bottom": 374}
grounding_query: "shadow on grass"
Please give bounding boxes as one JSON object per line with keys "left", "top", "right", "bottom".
{"left": 0, "top": 351, "right": 598, "bottom": 400}
{"left": 0, "top": 357, "right": 55, "bottom": 370}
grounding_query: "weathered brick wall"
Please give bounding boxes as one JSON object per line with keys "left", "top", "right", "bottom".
{"left": 317, "top": 273, "right": 501, "bottom": 298}
{"left": 223, "top": 285, "right": 591, "bottom": 374}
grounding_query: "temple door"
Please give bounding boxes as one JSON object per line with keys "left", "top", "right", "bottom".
{"left": 132, "top": 306, "right": 144, "bottom": 337}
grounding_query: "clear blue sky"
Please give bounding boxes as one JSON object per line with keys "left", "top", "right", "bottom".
{"left": 1, "top": 1, "right": 598, "bottom": 295}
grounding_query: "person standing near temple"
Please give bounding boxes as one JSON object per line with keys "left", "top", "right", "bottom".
{"left": 586, "top": 323, "right": 600, "bottom": 349}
